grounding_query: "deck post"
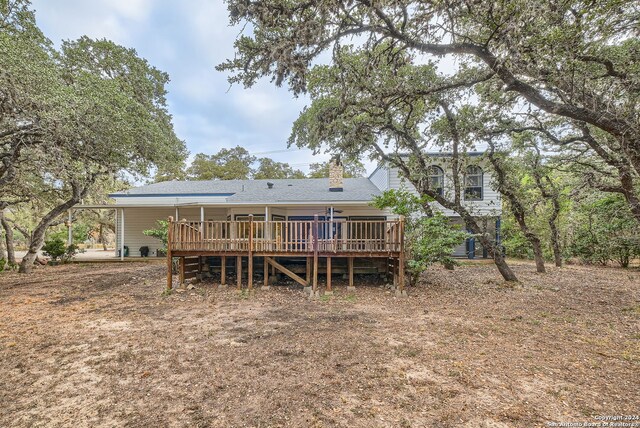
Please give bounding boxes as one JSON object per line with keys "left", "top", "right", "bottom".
{"left": 166, "top": 217, "right": 173, "bottom": 289}
{"left": 179, "top": 257, "right": 185, "bottom": 286}
{"left": 236, "top": 256, "right": 242, "bottom": 289}
{"left": 248, "top": 215, "right": 253, "bottom": 290}
{"left": 312, "top": 214, "right": 319, "bottom": 296}
{"left": 220, "top": 255, "right": 226, "bottom": 288}
{"left": 347, "top": 257, "right": 355, "bottom": 291}
{"left": 262, "top": 257, "right": 269, "bottom": 290}
{"left": 397, "top": 215, "right": 407, "bottom": 297}
{"left": 392, "top": 258, "right": 398, "bottom": 288}
{"left": 325, "top": 256, "right": 332, "bottom": 295}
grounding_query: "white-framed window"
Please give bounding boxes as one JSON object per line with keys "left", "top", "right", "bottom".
{"left": 427, "top": 165, "right": 444, "bottom": 196}
{"left": 464, "top": 165, "right": 483, "bottom": 201}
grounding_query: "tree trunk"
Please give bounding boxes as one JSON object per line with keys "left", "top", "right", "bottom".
{"left": 476, "top": 232, "right": 518, "bottom": 282}
{"left": 548, "top": 202, "right": 563, "bottom": 267}
{"left": 0, "top": 228, "right": 6, "bottom": 261}
{"left": 19, "top": 188, "right": 87, "bottom": 273}
{"left": 99, "top": 223, "right": 108, "bottom": 251}
{"left": 529, "top": 234, "right": 546, "bottom": 273}
{"left": 487, "top": 148, "right": 546, "bottom": 273}
{"left": 0, "top": 212, "right": 16, "bottom": 265}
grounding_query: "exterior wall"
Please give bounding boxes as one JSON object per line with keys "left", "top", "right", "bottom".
{"left": 115, "top": 207, "right": 173, "bottom": 257}
{"left": 116, "top": 205, "right": 393, "bottom": 257}
{"left": 386, "top": 160, "right": 502, "bottom": 217}
{"left": 449, "top": 216, "right": 498, "bottom": 258}
{"left": 116, "top": 207, "right": 229, "bottom": 257}
{"left": 226, "top": 205, "right": 392, "bottom": 220}
{"left": 369, "top": 165, "right": 390, "bottom": 191}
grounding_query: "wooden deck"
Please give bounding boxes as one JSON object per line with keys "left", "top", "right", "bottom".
{"left": 166, "top": 215, "right": 406, "bottom": 295}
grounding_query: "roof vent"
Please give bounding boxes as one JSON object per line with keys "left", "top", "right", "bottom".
{"left": 267, "top": 182, "right": 274, "bottom": 189}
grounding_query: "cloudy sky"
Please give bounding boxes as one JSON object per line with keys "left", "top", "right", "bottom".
{"left": 31, "top": 0, "right": 341, "bottom": 174}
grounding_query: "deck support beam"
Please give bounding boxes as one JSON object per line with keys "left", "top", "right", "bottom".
{"left": 220, "top": 255, "right": 226, "bottom": 288}
{"left": 311, "top": 214, "right": 319, "bottom": 296}
{"left": 262, "top": 257, "right": 269, "bottom": 289}
{"left": 236, "top": 256, "right": 242, "bottom": 289}
{"left": 347, "top": 257, "right": 355, "bottom": 291}
{"left": 179, "top": 257, "right": 185, "bottom": 286}
{"left": 265, "top": 257, "right": 309, "bottom": 287}
{"left": 166, "top": 216, "right": 174, "bottom": 290}
{"left": 396, "top": 215, "right": 407, "bottom": 297}
{"left": 248, "top": 215, "right": 253, "bottom": 290}
{"left": 325, "top": 257, "right": 332, "bottom": 295}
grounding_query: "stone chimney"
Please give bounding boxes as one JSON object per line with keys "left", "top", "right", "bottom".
{"left": 329, "top": 156, "right": 344, "bottom": 192}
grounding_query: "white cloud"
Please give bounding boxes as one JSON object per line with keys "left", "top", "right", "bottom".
{"left": 108, "top": 0, "right": 152, "bottom": 21}
{"left": 31, "top": 0, "right": 152, "bottom": 45}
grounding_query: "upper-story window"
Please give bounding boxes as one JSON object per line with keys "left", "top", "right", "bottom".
{"left": 427, "top": 165, "right": 444, "bottom": 196}
{"left": 464, "top": 165, "right": 483, "bottom": 201}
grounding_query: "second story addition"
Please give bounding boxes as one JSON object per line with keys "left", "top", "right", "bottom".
{"left": 369, "top": 152, "right": 501, "bottom": 217}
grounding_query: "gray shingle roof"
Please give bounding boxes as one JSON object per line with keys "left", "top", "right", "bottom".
{"left": 111, "top": 178, "right": 381, "bottom": 203}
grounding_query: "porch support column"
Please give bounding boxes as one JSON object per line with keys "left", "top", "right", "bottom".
{"left": 236, "top": 256, "right": 242, "bottom": 289}
{"left": 120, "top": 208, "right": 125, "bottom": 261}
{"left": 114, "top": 208, "right": 118, "bottom": 257}
{"left": 200, "top": 206, "right": 205, "bottom": 242}
{"left": 175, "top": 207, "right": 179, "bottom": 221}
{"left": 67, "top": 210, "right": 73, "bottom": 246}
{"left": 264, "top": 206, "right": 270, "bottom": 243}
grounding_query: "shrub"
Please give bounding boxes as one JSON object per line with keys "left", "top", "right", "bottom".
{"left": 143, "top": 220, "right": 169, "bottom": 250}
{"left": 42, "top": 238, "right": 66, "bottom": 261}
{"left": 569, "top": 195, "right": 640, "bottom": 267}
{"left": 42, "top": 238, "right": 81, "bottom": 263}
{"left": 372, "top": 189, "right": 469, "bottom": 285}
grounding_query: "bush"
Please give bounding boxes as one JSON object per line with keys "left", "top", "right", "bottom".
{"left": 143, "top": 220, "right": 169, "bottom": 250}
{"left": 42, "top": 238, "right": 81, "bottom": 263}
{"left": 372, "top": 189, "right": 469, "bottom": 285}
{"left": 0, "top": 258, "right": 5, "bottom": 272}
{"left": 42, "top": 238, "right": 66, "bottom": 261}
{"left": 569, "top": 195, "right": 640, "bottom": 267}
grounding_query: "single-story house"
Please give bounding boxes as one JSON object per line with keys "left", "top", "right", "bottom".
{"left": 73, "top": 155, "right": 501, "bottom": 291}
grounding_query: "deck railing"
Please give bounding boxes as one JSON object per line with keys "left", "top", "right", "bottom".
{"left": 167, "top": 216, "right": 404, "bottom": 254}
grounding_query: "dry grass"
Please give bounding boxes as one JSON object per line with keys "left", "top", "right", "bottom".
{"left": 0, "top": 261, "right": 638, "bottom": 427}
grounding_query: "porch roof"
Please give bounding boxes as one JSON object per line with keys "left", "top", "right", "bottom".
{"left": 109, "top": 178, "right": 381, "bottom": 203}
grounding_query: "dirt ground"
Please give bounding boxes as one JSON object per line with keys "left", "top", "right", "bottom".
{"left": 0, "top": 261, "right": 638, "bottom": 428}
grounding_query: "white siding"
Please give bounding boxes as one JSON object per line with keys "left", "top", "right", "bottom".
{"left": 369, "top": 166, "right": 389, "bottom": 191}
{"left": 115, "top": 207, "right": 229, "bottom": 257}
{"left": 226, "top": 205, "right": 392, "bottom": 220}
{"left": 386, "top": 160, "right": 502, "bottom": 216}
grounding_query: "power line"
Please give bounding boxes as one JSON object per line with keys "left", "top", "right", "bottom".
{"left": 250, "top": 148, "right": 313, "bottom": 156}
